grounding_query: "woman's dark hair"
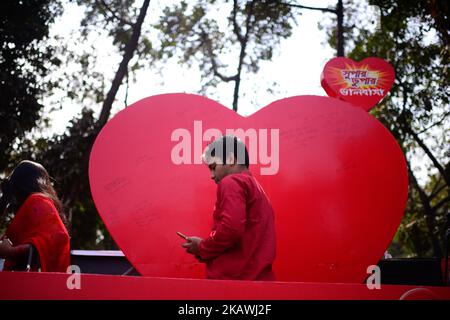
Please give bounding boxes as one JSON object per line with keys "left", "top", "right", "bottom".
{"left": 0, "top": 160, "right": 66, "bottom": 226}
{"left": 203, "top": 135, "right": 250, "bottom": 168}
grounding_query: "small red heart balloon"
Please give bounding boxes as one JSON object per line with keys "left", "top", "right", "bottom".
{"left": 89, "top": 94, "right": 408, "bottom": 283}
{"left": 321, "top": 57, "right": 395, "bottom": 111}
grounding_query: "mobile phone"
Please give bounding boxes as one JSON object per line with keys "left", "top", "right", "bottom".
{"left": 176, "top": 231, "right": 188, "bottom": 240}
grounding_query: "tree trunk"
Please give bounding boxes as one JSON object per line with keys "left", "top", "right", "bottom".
{"left": 408, "top": 164, "right": 442, "bottom": 258}
{"left": 336, "top": 0, "right": 344, "bottom": 57}
{"left": 232, "top": 40, "right": 247, "bottom": 112}
{"left": 231, "top": 0, "right": 254, "bottom": 113}
{"left": 97, "top": 0, "right": 151, "bottom": 128}
{"left": 403, "top": 124, "right": 450, "bottom": 188}
{"left": 64, "top": 0, "right": 151, "bottom": 215}
{"left": 232, "top": 77, "right": 241, "bottom": 112}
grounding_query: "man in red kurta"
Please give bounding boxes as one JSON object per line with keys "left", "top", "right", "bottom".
{"left": 182, "top": 136, "right": 276, "bottom": 280}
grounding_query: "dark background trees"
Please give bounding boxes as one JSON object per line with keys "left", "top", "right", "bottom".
{"left": 1, "top": 0, "right": 448, "bottom": 258}
{"left": 154, "top": 0, "right": 296, "bottom": 112}
{"left": 0, "top": 0, "right": 63, "bottom": 172}
{"left": 321, "top": 0, "right": 449, "bottom": 257}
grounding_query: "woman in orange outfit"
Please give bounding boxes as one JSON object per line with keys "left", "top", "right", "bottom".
{"left": 0, "top": 160, "right": 70, "bottom": 272}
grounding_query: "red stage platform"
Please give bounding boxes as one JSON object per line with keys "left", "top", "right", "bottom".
{"left": 1, "top": 271, "right": 449, "bottom": 300}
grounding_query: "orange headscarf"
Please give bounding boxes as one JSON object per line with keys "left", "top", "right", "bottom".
{"left": 4, "top": 193, "right": 70, "bottom": 272}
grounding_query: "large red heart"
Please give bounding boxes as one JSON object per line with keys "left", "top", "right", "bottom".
{"left": 321, "top": 57, "right": 395, "bottom": 111}
{"left": 89, "top": 94, "right": 408, "bottom": 283}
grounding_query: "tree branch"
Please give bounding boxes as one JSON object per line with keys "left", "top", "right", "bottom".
{"left": 428, "top": 0, "right": 450, "bottom": 46}
{"left": 232, "top": 0, "right": 255, "bottom": 112}
{"left": 124, "top": 67, "right": 129, "bottom": 107}
{"left": 417, "top": 110, "right": 450, "bottom": 134}
{"left": 97, "top": 0, "right": 151, "bottom": 128}
{"left": 336, "top": 0, "right": 344, "bottom": 56}
{"left": 64, "top": 1, "right": 151, "bottom": 213}
{"left": 212, "top": 65, "right": 238, "bottom": 82}
{"left": 98, "top": 0, "right": 134, "bottom": 26}
{"left": 432, "top": 195, "right": 450, "bottom": 212}
{"left": 398, "top": 84, "right": 450, "bottom": 188}
{"left": 403, "top": 124, "right": 450, "bottom": 188}
{"left": 280, "top": 1, "right": 341, "bottom": 55}
{"left": 280, "top": 2, "right": 336, "bottom": 14}
{"left": 199, "top": 28, "right": 237, "bottom": 82}
{"left": 429, "top": 175, "right": 444, "bottom": 199}
{"left": 232, "top": 0, "right": 244, "bottom": 44}
{"left": 408, "top": 162, "right": 442, "bottom": 257}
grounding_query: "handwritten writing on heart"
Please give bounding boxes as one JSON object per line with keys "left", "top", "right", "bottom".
{"left": 321, "top": 57, "right": 395, "bottom": 111}
{"left": 89, "top": 94, "right": 408, "bottom": 282}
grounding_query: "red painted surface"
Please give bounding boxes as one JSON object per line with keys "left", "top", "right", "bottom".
{"left": 0, "top": 272, "right": 449, "bottom": 300}
{"left": 89, "top": 93, "right": 408, "bottom": 283}
{"left": 321, "top": 57, "right": 395, "bottom": 111}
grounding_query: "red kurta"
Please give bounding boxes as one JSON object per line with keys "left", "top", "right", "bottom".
{"left": 4, "top": 193, "right": 70, "bottom": 272}
{"left": 198, "top": 171, "right": 276, "bottom": 280}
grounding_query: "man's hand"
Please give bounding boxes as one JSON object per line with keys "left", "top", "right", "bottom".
{"left": 181, "top": 236, "right": 203, "bottom": 257}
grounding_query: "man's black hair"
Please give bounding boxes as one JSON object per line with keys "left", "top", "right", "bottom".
{"left": 203, "top": 135, "right": 249, "bottom": 168}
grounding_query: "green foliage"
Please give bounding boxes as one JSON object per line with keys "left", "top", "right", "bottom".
{"left": 153, "top": 0, "right": 296, "bottom": 103}
{"left": 14, "top": 108, "right": 117, "bottom": 249}
{"left": 0, "top": 0, "right": 63, "bottom": 171}
{"left": 77, "top": 0, "right": 137, "bottom": 45}
{"left": 322, "top": 0, "right": 449, "bottom": 257}
{"left": 5, "top": 0, "right": 446, "bottom": 256}
{"left": 45, "top": 0, "right": 298, "bottom": 248}
{"left": 19, "top": 0, "right": 151, "bottom": 249}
